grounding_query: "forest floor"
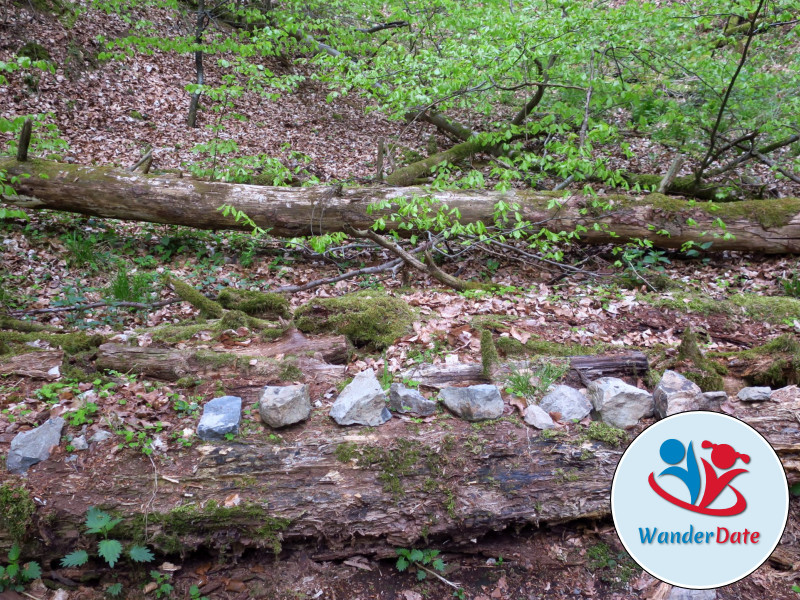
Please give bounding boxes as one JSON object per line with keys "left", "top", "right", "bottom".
{"left": 1, "top": 2, "right": 800, "bottom": 600}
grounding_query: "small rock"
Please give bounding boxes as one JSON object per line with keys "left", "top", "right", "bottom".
{"left": 668, "top": 588, "right": 717, "bottom": 600}
{"left": 440, "top": 385, "right": 504, "bottom": 421}
{"left": 524, "top": 404, "right": 555, "bottom": 429}
{"left": 737, "top": 386, "right": 772, "bottom": 402}
{"left": 197, "top": 396, "right": 242, "bottom": 440}
{"left": 654, "top": 371, "right": 704, "bottom": 418}
{"left": 330, "top": 370, "right": 391, "bottom": 426}
{"left": 539, "top": 385, "right": 591, "bottom": 421}
{"left": 771, "top": 385, "right": 799, "bottom": 402}
{"left": 259, "top": 384, "right": 311, "bottom": 428}
{"left": 6, "top": 418, "right": 65, "bottom": 474}
{"left": 89, "top": 429, "right": 114, "bottom": 443}
{"left": 71, "top": 435, "right": 89, "bottom": 451}
{"left": 587, "top": 377, "right": 653, "bottom": 428}
{"left": 700, "top": 390, "right": 728, "bottom": 411}
{"left": 389, "top": 383, "right": 437, "bottom": 416}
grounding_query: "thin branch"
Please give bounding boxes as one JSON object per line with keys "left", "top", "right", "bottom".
{"left": 579, "top": 51, "right": 595, "bottom": 148}
{"left": 511, "top": 55, "right": 557, "bottom": 126}
{"left": 9, "top": 299, "right": 180, "bottom": 317}
{"left": 355, "top": 21, "right": 409, "bottom": 33}
{"left": 274, "top": 258, "right": 404, "bottom": 293}
{"left": 695, "top": 0, "right": 767, "bottom": 184}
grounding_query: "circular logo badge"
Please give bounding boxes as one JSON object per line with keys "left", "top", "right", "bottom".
{"left": 611, "top": 411, "right": 789, "bottom": 589}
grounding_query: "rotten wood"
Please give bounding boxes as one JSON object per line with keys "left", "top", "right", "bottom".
{"left": 2, "top": 159, "right": 800, "bottom": 253}
{"left": 95, "top": 342, "right": 347, "bottom": 381}
{"left": 0, "top": 350, "right": 63, "bottom": 379}
{"left": 401, "top": 352, "right": 650, "bottom": 388}
{"left": 3, "top": 391, "right": 798, "bottom": 564}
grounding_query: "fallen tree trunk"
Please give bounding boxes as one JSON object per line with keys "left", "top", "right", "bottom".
{"left": 4, "top": 393, "right": 798, "bottom": 564}
{"left": 2, "top": 159, "right": 800, "bottom": 253}
{"left": 400, "top": 352, "right": 650, "bottom": 388}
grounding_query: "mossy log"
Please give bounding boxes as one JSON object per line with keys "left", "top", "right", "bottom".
{"left": 3, "top": 159, "right": 800, "bottom": 253}
{"left": 2, "top": 394, "right": 798, "bottom": 564}
{"left": 95, "top": 341, "right": 348, "bottom": 381}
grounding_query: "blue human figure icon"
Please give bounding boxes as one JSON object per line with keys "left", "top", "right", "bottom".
{"left": 658, "top": 438, "right": 701, "bottom": 505}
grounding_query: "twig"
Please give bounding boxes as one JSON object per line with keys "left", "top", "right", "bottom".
{"left": 624, "top": 258, "right": 658, "bottom": 292}
{"left": 274, "top": 258, "right": 405, "bottom": 293}
{"left": 9, "top": 299, "right": 180, "bottom": 317}
{"left": 129, "top": 148, "right": 153, "bottom": 173}
{"left": 751, "top": 150, "right": 800, "bottom": 184}
{"left": 414, "top": 563, "right": 461, "bottom": 590}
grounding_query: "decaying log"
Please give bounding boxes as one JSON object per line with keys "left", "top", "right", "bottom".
{"left": 401, "top": 352, "right": 649, "bottom": 388}
{"left": 3, "top": 159, "right": 800, "bottom": 253}
{"left": 0, "top": 350, "right": 63, "bottom": 379}
{"left": 95, "top": 341, "right": 347, "bottom": 381}
{"left": 3, "top": 391, "right": 798, "bottom": 564}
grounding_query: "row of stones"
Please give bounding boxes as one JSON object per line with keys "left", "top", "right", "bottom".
{"left": 6, "top": 369, "right": 790, "bottom": 473}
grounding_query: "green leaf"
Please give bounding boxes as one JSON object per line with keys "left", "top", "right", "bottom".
{"left": 107, "top": 582, "right": 123, "bottom": 596}
{"left": 7, "top": 544, "right": 20, "bottom": 562}
{"left": 128, "top": 545, "right": 155, "bottom": 563}
{"left": 98, "top": 539, "right": 123, "bottom": 568}
{"left": 409, "top": 549, "right": 424, "bottom": 562}
{"left": 61, "top": 550, "right": 89, "bottom": 567}
{"left": 21, "top": 561, "right": 42, "bottom": 580}
{"left": 396, "top": 557, "right": 409, "bottom": 572}
{"left": 432, "top": 558, "right": 446, "bottom": 572}
{"left": 416, "top": 569, "right": 427, "bottom": 580}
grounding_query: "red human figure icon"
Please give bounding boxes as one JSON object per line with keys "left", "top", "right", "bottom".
{"left": 698, "top": 441, "right": 750, "bottom": 511}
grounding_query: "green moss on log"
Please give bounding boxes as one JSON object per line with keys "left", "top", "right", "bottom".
{"left": 294, "top": 291, "right": 413, "bottom": 349}
{"left": 217, "top": 288, "right": 290, "bottom": 319}
{"left": 166, "top": 276, "right": 223, "bottom": 318}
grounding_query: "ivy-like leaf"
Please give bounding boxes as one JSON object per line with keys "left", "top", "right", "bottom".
{"left": 128, "top": 545, "right": 155, "bottom": 563}
{"left": 98, "top": 540, "right": 123, "bottom": 568}
{"left": 409, "top": 549, "right": 424, "bottom": 563}
{"left": 432, "top": 558, "right": 446, "bottom": 572}
{"left": 61, "top": 550, "right": 89, "bottom": 568}
{"left": 396, "top": 556, "right": 409, "bottom": 572}
{"left": 416, "top": 569, "right": 427, "bottom": 581}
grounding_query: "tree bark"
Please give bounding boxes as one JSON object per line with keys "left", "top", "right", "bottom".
{"left": 2, "top": 159, "right": 800, "bottom": 253}
{"left": 4, "top": 393, "right": 798, "bottom": 563}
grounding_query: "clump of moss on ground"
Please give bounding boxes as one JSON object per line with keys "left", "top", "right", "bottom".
{"left": 0, "top": 483, "right": 36, "bottom": 543}
{"left": 642, "top": 291, "right": 800, "bottom": 325}
{"left": 716, "top": 334, "right": 800, "bottom": 386}
{"left": 294, "top": 291, "right": 413, "bottom": 349}
{"left": 676, "top": 327, "right": 725, "bottom": 392}
{"left": 217, "top": 288, "right": 290, "bottom": 319}
{"left": 480, "top": 330, "right": 500, "bottom": 379}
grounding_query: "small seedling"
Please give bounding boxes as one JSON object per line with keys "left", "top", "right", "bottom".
{"left": 0, "top": 544, "right": 41, "bottom": 592}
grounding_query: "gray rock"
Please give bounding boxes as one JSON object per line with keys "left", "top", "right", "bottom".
{"left": 259, "top": 384, "right": 311, "bottom": 428}
{"left": 587, "top": 377, "right": 653, "bottom": 428}
{"left": 197, "top": 396, "right": 242, "bottom": 440}
{"left": 89, "top": 429, "right": 114, "bottom": 443}
{"left": 524, "top": 404, "right": 555, "bottom": 429}
{"left": 737, "top": 386, "right": 772, "bottom": 402}
{"left": 6, "top": 418, "right": 65, "bottom": 474}
{"left": 389, "top": 383, "right": 437, "bottom": 416}
{"left": 71, "top": 435, "right": 89, "bottom": 451}
{"left": 440, "top": 385, "right": 504, "bottom": 421}
{"left": 700, "top": 390, "right": 728, "bottom": 411}
{"left": 668, "top": 588, "right": 717, "bottom": 600}
{"left": 654, "top": 371, "right": 704, "bottom": 418}
{"left": 330, "top": 370, "right": 391, "bottom": 426}
{"left": 539, "top": 385, "right": 591, "bottom": 422}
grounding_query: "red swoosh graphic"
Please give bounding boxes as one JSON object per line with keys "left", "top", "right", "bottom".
{"left": 648, "top": 472, "right": 747, "bottom": 516}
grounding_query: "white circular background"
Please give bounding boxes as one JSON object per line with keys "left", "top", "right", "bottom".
{"left": 611, "top": 411, "right": 789, "bottom": 589}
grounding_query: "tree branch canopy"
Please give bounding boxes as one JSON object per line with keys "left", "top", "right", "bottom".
{"left": 2, "top": 159, "right": 800, "bottom": 253}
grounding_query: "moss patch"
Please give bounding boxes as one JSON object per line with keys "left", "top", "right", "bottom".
{"left": 18, "top": 41, "right": 52, "bottom": 62}
{"left": 217, "top": 288, "right": 290, "bottom": 319}
{"left": 0, "top": 483, "right": 36, "bottom": 543}
{"left": 585, "top": 422, "right": 627, "bottom": 447}
{"left": 166, "top": 276, "right": 223, "bottom": 318}
{"left": 496, "top": 334, "right": 602, "bottom": 357}
{"left": 294, "top": 291, "right": 413, "bottom": 349}
{"left": 480, "top": 330, "right": 499, "bottom": 379}
{"left": 0, "top": 330, "right": 104, "bottom": 356}
{"left": 731, "top": 294, "right": 800, "bottom": 324}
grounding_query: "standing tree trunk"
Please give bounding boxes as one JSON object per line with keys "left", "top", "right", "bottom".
{"left": 187, "top": 0, "right": 207, "bottom": 128}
